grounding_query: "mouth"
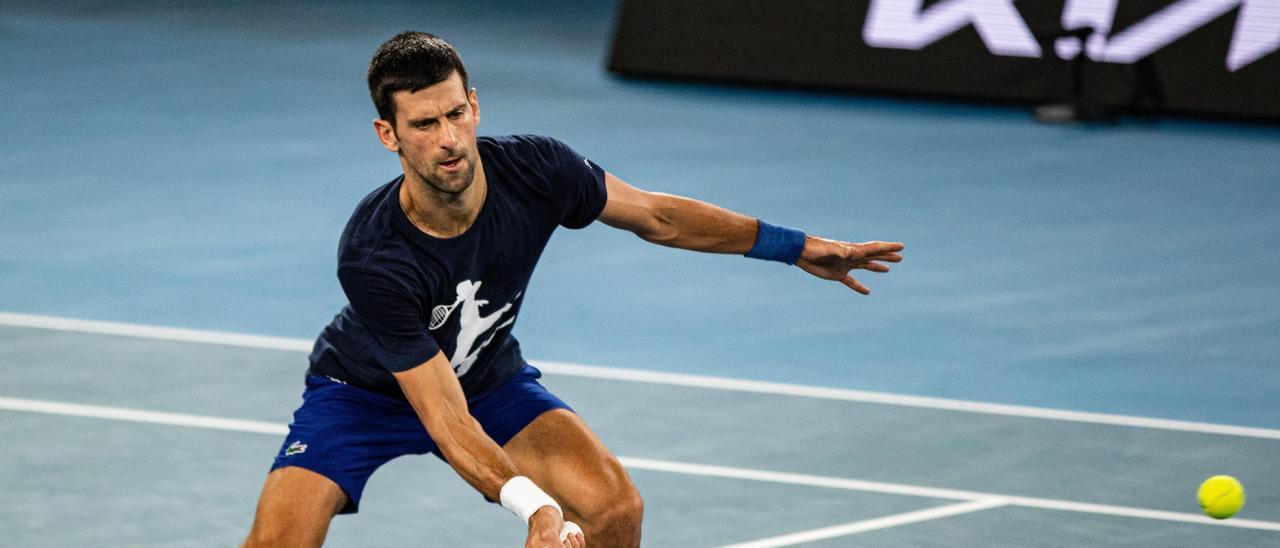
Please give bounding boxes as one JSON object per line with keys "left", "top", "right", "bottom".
{"left": 438, "top": 156, "right": 463, "bottom": 170}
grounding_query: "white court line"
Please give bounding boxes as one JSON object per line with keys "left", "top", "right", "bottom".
{"left": 3, "top": 311, "right": 1279, "bottom": 440}
{"left": 618, "top": 457, "right": 991, "bottom": 501}
{"left": 2, "top": 396, "right": 1278, "bottom": 533}
{"left": 718, "top": 498, "right": 1010, "bottom": 548}
{"left": 533, "top": 361, "right": 1280, "bottom": 440}
{"left": 0, "top": 312, "right": 311, "bottom": 352}
{"left": 617, "top": 458, "right": 1280, "bottom": 532}
{"left": 0, "top": 396, "right": 288, "bottom": 435}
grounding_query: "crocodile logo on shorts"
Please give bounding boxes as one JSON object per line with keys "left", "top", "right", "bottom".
{"left": 285, "top": 441, "right": 308, "bottom": 456}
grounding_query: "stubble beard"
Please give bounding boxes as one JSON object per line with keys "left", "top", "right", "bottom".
{"left": 407, "top": 150, "right": 476, "bottom": 200}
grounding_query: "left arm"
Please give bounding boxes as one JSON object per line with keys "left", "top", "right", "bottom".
{"left": 597, "top": 172, "right": 756, "bottom": 253}
{"left": 598, "top": 172, "right": 904, "bottom": 294}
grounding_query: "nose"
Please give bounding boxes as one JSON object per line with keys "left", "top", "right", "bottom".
{"left": 439, "top": 120, "right": 459, "bottom": 149}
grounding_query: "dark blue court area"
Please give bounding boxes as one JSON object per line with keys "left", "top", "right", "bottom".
{"left": 3, "top": 1, "right": 1278, "bottom": 545}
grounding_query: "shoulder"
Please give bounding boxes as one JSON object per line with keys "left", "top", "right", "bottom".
{"left": 479, "top": 134, "right": 579, "bottom": 171}
{"left": 338, "top": 177, "right": 412, "bottom": 270}
{"left": 480, "top": 134, "right": 568, "bottom": 153}
{"left": 337, "top": 244, "right": 428, "bottom": 305}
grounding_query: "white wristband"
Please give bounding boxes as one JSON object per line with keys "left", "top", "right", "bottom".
{"left": 499, "top": 476, "right": 562, "bottom": 524}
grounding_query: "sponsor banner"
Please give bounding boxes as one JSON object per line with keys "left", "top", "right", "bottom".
{"left": 608, "top": 0, "right": 1280, "bottom": 121}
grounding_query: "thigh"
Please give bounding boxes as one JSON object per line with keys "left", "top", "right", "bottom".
{"left": 271, "top": 376, "right": 435, "bottom": 514}
{"left": 244, "top": 466, "right": 346, "bottom": 548}
{"left": 501, "top": 408, "right": 636, "bottom": 522}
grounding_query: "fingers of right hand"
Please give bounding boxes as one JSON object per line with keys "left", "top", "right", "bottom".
{"left": 563, "top": 531, "right": 585, "bottom": 548}
{"left": 560, "top": 521, "right": 583, "bottom": 542}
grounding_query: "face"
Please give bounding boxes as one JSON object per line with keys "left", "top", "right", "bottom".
{"left": 375, "top": 72, "right": 480, "bottom": 196}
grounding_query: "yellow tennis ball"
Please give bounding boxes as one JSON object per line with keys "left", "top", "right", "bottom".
{"left": 1198, "top": 475, "right": 1245, "bottom": 519}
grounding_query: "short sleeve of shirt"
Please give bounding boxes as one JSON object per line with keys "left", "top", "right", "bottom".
{"left": 527, "top": 136, "right": 608, "bottom": 229}
{"left": 338, "top": 265, "right": 440, "bottom": 372}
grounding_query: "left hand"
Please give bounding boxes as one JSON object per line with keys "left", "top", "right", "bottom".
{"left": 795, "top": 236, "right": 904, "bottom": 295}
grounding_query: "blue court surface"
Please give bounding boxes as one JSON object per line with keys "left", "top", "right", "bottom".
{"left": 3, "top": 1, "right": 1279, "bottom": 546}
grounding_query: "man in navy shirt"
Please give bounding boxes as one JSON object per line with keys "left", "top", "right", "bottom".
{"left": 244, "top": 32, "right": 903, "bottom": 548}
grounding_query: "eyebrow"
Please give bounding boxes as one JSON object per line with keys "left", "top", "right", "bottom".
{"left": 406, "top": 103, "right": 468, "bottom": 126}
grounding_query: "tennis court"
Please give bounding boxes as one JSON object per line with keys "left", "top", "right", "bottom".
{"left": 3, "top": 1, "right": 1278, "bottom": 545}
{"left": 2, "top": 316, "right": 1278, "bottom": 545}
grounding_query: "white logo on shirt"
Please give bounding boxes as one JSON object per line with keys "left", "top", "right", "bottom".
{"left": 441, "top": 280, "right": 517, "bottom": 377}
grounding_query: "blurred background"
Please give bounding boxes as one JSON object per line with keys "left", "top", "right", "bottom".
{"left": 4, "top": 0, "right": 1277, "bottom": 424}
{"left": 2, "top": 2, "right": 1279, "bottom": 544}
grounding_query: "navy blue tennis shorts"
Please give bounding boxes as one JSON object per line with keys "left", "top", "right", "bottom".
{"left": 269, "top": 364, "right": 571, "bottom": 514}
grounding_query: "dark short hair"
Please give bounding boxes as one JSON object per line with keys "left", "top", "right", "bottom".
{"left": 367, "top": 31, "right": 469, "bottom": 123}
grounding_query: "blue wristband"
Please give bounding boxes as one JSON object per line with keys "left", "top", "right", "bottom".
{"left": 746, "top": 220, "right": 806, "bottom": 265}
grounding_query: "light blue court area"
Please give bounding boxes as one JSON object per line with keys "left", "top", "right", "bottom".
{"left": 4, "top": 1, "right": 1280, "bottom": 429}
{"left": 1, "top": 322, "right": 1278, "bottom": 546}
{"left": 3, "top": 1, "right": 1280, "bottom": 545}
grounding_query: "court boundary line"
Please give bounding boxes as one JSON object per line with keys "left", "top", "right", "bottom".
{"left": 3, "top": 311, "right": 1279, "bottom": 440}
{"left": 2, "top": 395, "right": 1278, "bottom": 533}
{"left": 718, "top": 498, "right": 1010, "bottom": 548}
{"left": 618, "top": 458, "right": 1280, "bottom": 532}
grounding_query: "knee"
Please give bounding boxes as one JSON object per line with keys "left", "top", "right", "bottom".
{"left": 593, "top": 481, "right": 644, "bottom": 538}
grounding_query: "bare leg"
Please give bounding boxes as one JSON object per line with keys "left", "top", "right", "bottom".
{"left": 503, "top": 409, "right": 643, "bottom": 547}
{"left": 243, "top": 466, "right": 348, "bottom": 548}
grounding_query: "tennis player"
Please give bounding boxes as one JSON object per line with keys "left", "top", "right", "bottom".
{"left": 243, "top": 31, "right": 903, "bottom": 548}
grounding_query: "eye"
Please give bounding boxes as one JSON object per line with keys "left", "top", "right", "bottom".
{"left": 447, "top": 110, "right": 464, "bottom": 120}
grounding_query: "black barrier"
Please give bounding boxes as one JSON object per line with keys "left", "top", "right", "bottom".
{"left": 608, "top": 0, "right": 1280, "bottom": 122}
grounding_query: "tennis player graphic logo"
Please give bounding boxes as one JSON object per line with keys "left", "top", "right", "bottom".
{"left": 429, "top": 280, "right": 517, "bottom": 377}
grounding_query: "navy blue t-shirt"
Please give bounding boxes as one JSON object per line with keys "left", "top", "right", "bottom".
{"left": 308, "top": 135, "right": 607, "bottom": 399}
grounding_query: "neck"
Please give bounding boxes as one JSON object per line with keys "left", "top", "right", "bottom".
{"left": 399, "top": 161, "right": 487, "bottom": 238}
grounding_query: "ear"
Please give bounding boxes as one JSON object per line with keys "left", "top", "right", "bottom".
{"left": 374, "top": 118, "right": 400, "bottom": 153}
{"left": 468, "top": 87, "right": 480, "bottom": 124}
